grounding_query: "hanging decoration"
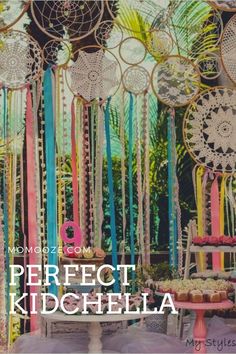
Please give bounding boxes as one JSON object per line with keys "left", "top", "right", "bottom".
{"left": 146, "top": 29, "right": 173, "bottom": 58}
{"left": 151, "top": 55, "right": 200, "bottom": 107}
{"left": 197, "top": 52, "right": 222, "bottom": 80}
{"left": 221, "top": 14, "right": 236, "bottom": 84}
{"left": 122, "top": 65, "right": 150, "bottom": 95}
{"left": 184, "top": 87, "right": 236, "bottom": 174}
{"left": 43, "top": 40, "right": 71, "bottom": 68}
{"left": 0, "top": 30, "right": 42, "bottom": 89}
{"left": 67, "top": 47, "right": 120, "bottom": 102}
{"left": 119, "top": 37, "right": 147, "bottom": 65}
{"left": 31, "top": 0, "right": 104, "bottom": 41}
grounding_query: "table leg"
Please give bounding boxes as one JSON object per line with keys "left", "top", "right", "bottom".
{"left": 193, "top": 310, "right": 207, "bottom": 354}
{"left": 88, "top": 322, "right": 103, "bottom": 353}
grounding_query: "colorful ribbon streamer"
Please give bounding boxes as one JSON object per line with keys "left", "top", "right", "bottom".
{"left": 128, "top": 93, "right": 135, "bottom": 287}
{"left": 43, "top": 68, "right": 58, "bottom": 295}
{"left": 26, "top": 87, "right": 40, "bottom": 331}
{"left": 104, "top": 97, "right": 119, "bottom": 292}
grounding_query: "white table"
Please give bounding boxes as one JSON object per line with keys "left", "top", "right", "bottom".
{"left": 41, "top": 312, "right": 149, "bottom": 353}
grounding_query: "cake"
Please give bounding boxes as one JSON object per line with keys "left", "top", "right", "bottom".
{"left": 189, "top": 290, "right": 203, "bottom": 303}
{"left": 175, "top": 290, "right": 189, "bottom": 302}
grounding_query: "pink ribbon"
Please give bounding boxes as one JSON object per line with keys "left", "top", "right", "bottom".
{"left": 71, "top": 99, "right": 79, "bottom": 225}
{"left": 26, "top": 87, "right": 39, "bottom": 331}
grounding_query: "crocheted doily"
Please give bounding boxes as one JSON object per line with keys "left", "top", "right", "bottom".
{"left": 184, "top": 87, "right": 236, "bottom": 173}
{"left": 151, "top": 55, "right": 200, "bottom": 107}
{"left": 0, "top": 30, "right": 42, "bottom": 89}
{"left": 122, "top": 65, "right": 150, "bottom": 95}
{"left": 68, "top": 49, "right": 119, "bottom": 102}
{"left": 221, "top": 14, "right": 236, "bottom": 84}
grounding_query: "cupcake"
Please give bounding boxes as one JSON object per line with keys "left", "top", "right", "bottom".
{"left": 93, "top": 247, "right": 106, "bottom": 258}
{"left": 83, "top": 248, "right": 94, "bottom": 259}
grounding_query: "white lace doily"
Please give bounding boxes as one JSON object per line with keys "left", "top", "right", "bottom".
{"left": 147, "top": 30, "right": 173, "bottom": 57}
{"left": 95, "top": 21, "right": 123, "bottom": 49}
{"left": 31, "top": 0, "right": 104, "bottom": 41}
{"left": 0, "top": 0, "right": 30, "bottom": 31}
{"left": 0, "top": 30, "right": 42, "bottom": 89}
{"left": 209, "top": 0, "right": 236, "bottom": 11}
{"left": 68, "top": 48, "right": 120, "bottom": 102}
{"left": 151, "top": 55, "right": 200, "bottom": 107}
{"left": 184, "top": 87, "right": 236, "bottom": 173}
{"left": 122, "top": 65, "right": 150, "bottom": 95}
{"left": 197, "top": 52, "right": 222, "bottom": 80}
{"left": 221, "top": 14, "right": 236, "bottom": 84}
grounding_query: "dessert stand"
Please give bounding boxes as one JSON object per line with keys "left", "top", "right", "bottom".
{"left": 174, "top": 300, "right": 233, "bottom": 354}
{"left": 41, "top": 312, "right": 149, "bottom": 353}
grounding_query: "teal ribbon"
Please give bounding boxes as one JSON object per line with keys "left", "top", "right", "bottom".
{"left": 104, "top": 97, "right": 119, "bottom": 292}
{"left": 128, "top": 93, "right": 135, "bottom": 288}
{"left": 3, "top": 88, "right": 10, "bottom": 337}
{"left": 43, "top": 68, "right": 58, "bottom": 295}
{"left": 167, "top": 112, "right": 177, "bottom": 267}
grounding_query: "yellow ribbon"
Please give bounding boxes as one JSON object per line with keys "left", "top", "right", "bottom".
{"left": 220, "top": 175, "right": 225, "bottom": 270}
{"left": 196, "top": 166, "right": 205, "bottom": 271}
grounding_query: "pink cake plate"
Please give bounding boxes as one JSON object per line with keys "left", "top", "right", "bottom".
{"left": 174, "top": 300, "right": 233, "bottom": 354}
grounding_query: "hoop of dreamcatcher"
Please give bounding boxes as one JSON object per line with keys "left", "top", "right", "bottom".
{"left": 31, "top": 0, "right": 104, "bottom": 41}
{"left": 122, "top": 65, "right": 150, "bottom": 95}
{"left": 183, "top": 86, "right": 236, "bottom": 175}
{"left": 220, "top": 14, "right": 236, "bottom": 84}
{"left": 43, "top": 40, "right": 71, "bottom": 68}
{"left": 0, "top": 30, "right": 43, "bottom": 90}
{"left": 119, "top": 37, "right": 147, "bottom": 65}
{"left": 65, "top": 45, "right": 121, "bottom": 104}
{"left": 151, "top": 55, "right": 201, "bottom": 108}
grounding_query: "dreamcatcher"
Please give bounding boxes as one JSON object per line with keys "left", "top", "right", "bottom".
{"left": 146, "top": 29, "right": 173, "bottom": 58}
{"left": 31, "top": 0, "right": 104, "bottom": 41}
{"left": 151, "top": 55, "right": 200, "bottom": 108}
{"left": 122, "top": 65, "right": 151, "bottom": 267}
{"left": 65, "top": 46, "right": 121, "bottom": 290}
{"left": 0, "top": 30, "right": 42, "bottom": 89}
{"left": 119, "top": 37, "right": 146, "bottom": 65}
{"left": 221, "top": 14, "right": 236, "bottom": 84}
{"left": 43, "top": 40, "right": 71, "bottom": 68}
{"left": 184, "top": 87, "right": 236, "bottom": 271}
{"left": 197, "top": 52, "right": 222, "bottom": 80}
{"left": 152, "top": 55, "right": 200, "bottom": 272}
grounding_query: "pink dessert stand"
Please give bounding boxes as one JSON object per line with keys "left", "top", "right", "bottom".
{"left": 174, "top": 300, "right": 233, "bottom": 354}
